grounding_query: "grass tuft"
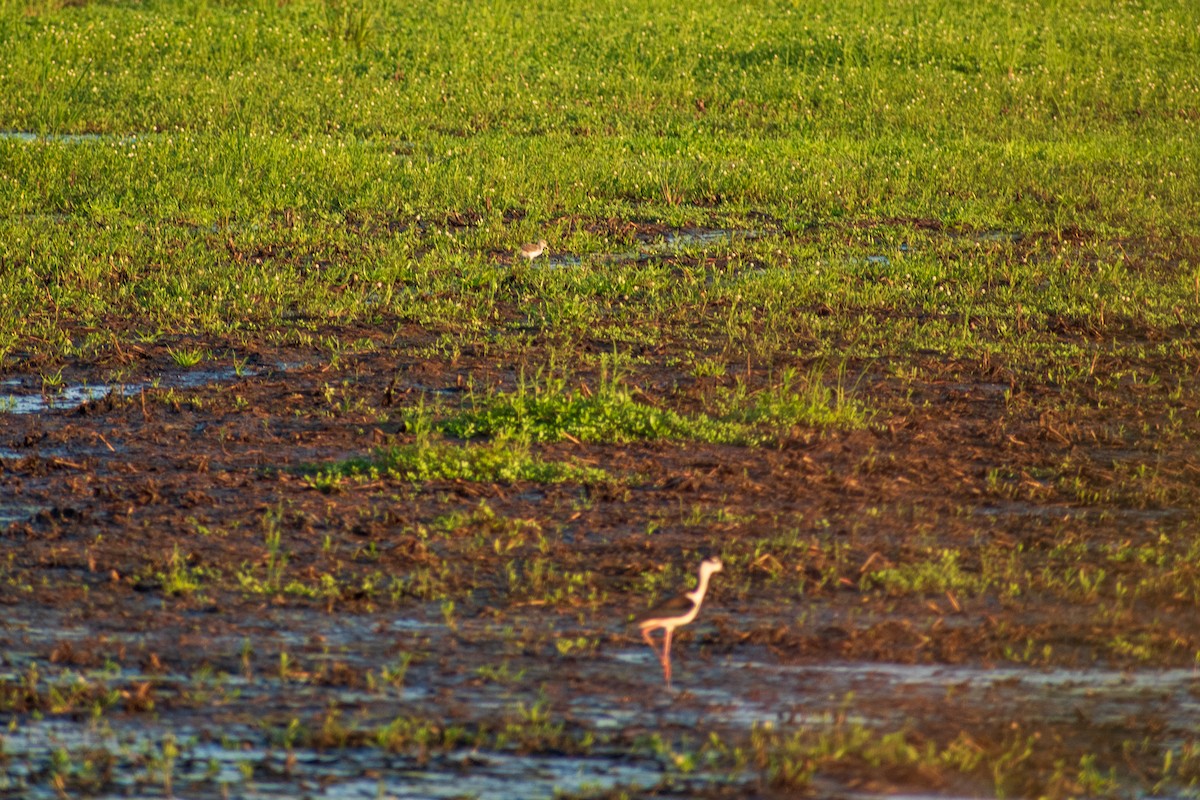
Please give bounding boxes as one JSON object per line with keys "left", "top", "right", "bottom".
{"left": 445, "top": 366, "right": 870, "bottom": 446}
{"left": 444, "top": 372, "right": 744, "bottom": 445}
{"left": 306, "top": 435, "right": 609, "bottom": 488}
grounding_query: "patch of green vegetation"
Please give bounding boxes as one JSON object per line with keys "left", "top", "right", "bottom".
{"left": 711, "top": 364, "right": 874, "bottom": 433}
{"left": 166, "top": 346, "right": 206, "bottom": 368}
{"left": 157, "top": 545, "right": 206, "bottom": 597}
{"left": 745, "top": 719, "right": 1105, "bottom": 798}
{"left": 0, "top": 0, "right": 1195, "bottom": 358}
{"left": 725, "top": 524, "right": 1200, "bottom": 646}
{"left": 865, "top": 549, "right": 983, "bottom": 596}
{"left": 432, "top": 500, "right": 543, "bottom": 557}
{"left": 307, "top": 435, "right": 608, "bottom": 487}
{"left": 373, "top": 654, "right": 415, "bottom": 690}
{"left": 0, "top": 663, "right": 127, "bottom": 718}
{"left": 287, "top": 699, "right": 592, "bottom": 757}
{"left": 444, "top": 364, "right": 869, "bottom": 447}
{"left": 40, "top": 366, "right": 65, "bottom": 391}
{"left": 634, "top": 713, "right": 1198, "bottom": 798}
{"left": 444, "top": 372, "right": 748, "bottom": 445}
{"left": 389, "top": 562, "right": 455, "bottom": 602}
{"left": 234, "top": 506, "right": 293, "bottom": 594}
{"left": 476, "top": 661, "right": 527, "bottom": 686}
{"left": 554, "top": 635, "right": 600, "bottom": 658}
{"left": 747, "top": 720, "right": 980, "bottom": 791}
{"left": 506, "top": 557, "right": 606, "bottom": 608}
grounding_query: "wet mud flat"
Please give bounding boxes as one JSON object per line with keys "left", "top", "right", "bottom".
{"left": 2, "top": 259, "right": 1200, "bottom": 797}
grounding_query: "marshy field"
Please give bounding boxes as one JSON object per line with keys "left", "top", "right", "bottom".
{"left": 2, "top": 0, "right": 1200, "bottom": 796}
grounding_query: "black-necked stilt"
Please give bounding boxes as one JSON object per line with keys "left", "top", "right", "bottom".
{"left": 635, "top": 557, "right": 723, "bottom": 688}
{"left": 519, "top": 239, "right": 547, "bottom": 262}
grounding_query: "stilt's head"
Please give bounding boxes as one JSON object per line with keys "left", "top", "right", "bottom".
{"left": 699, "top": 557, "right": 723, "bottom": 580}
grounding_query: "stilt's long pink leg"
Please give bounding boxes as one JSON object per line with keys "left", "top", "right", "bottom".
{"left": 663, "top": 628, "right": 674, "bottom": 687}
{"left": 644, "top": 627, "right": 668, "bottom": 680}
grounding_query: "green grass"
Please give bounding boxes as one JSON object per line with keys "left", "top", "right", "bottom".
{"left": 443, "top": 371, "right": 748, "bottom": 444}
{"left": 0, "top": 0, "right": 1197, "bottom": 356}
{"left": 157, "top": 545, "right": 204, "bottom": 597}
{"left": 305, "top": 436, "right": 610, "bottom": 488}
{"left": 166, "top": 346, "right": 206, "bottom": 368}
{"left": 711, "top": 364, "right": 874, "bottom": 432}
{"left": 443, "top": 362, "right": 871, "bottom": 445}
{"left": 864, "top": 548, "right": 984, "bottom": 596}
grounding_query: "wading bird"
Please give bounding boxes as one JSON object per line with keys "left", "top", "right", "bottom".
{"left": 518, "top": 239, "right": 547, "bottom": 262}
{"left": 635, "top": 557, "right": 723, "bottom": 688}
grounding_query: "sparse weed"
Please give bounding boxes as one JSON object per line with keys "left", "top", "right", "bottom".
{"left": 712, "top": 363, "right": 874, "bottom": 433}
{"left": 158, "top": 545, "right": 204, "bottom": 597}
{"left": 167, "top": 347, "right": 206, "bottom": 368}
{"left": 40, "top": 367, "right": 65, "bottom": 391}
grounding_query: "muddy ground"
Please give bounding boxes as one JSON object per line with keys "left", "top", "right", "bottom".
{"left": 2, "top": 256, "right": 1200, "bottom": 797}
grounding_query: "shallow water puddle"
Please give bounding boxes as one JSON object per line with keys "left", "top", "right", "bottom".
{"left": 704, "top": 657, "right": 1200, "bottom": 731}
{"left": 4, "top": 600, "right": 1198, "bottom": 797}
{"left": 0, "top": 131, "right": 139, "bottom": 145}
{"left": 325, "top": 752, "right": 667, "bottom": 800}
{"left": 970, "top": 230, "right": 1023, "bottom": 243}
{"left": 0, "top": 382, "right": 142, "bottom": 414}
{"left": 12, "top": 650, "right": 1060, "bottom": 797}
{"left": 659, "top": 228, "right": 741, "bottom": 248}
{"left": 0, "top": 502, "right": 46, "bottom": 526}
{"left": 1, "top": 716, "right": 672, "bottom": 800}
{"left": 591, "top": 649, "right": 1200, "bottom": 736}
{"left": 531, "top": 227, "right": 767, "bottom": 271}
{"left": 0, "top": 367, "right": 254, "bottom": 416}
{"left": 975, "top": 499, "right": 1183, "bottom": 524}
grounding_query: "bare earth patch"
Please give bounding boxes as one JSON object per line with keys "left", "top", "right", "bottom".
{"left": 2, "top": 290, "right": 1199, "bottom": 798}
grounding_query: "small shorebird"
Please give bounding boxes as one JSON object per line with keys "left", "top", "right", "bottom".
{"left": 635, "top": 557, "right": 723, "bottom": 688}
{"left": 518, "top": 239, "right": 547, "bottom": 262}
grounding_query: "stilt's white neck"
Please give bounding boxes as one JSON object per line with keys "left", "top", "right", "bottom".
{"left": 687, "top": 566, "right": 714, "bottom": 604}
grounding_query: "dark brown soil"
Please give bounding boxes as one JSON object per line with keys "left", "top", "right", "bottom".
{"left": 2, "top": 313, "right": 1199, "bottom": 798}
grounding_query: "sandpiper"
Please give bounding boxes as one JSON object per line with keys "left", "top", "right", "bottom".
{"left": 635, "top": 557, "right": 723, "bottom": 688}
{"left": 518, "top": 239, "right": 548, "bottom": 262}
